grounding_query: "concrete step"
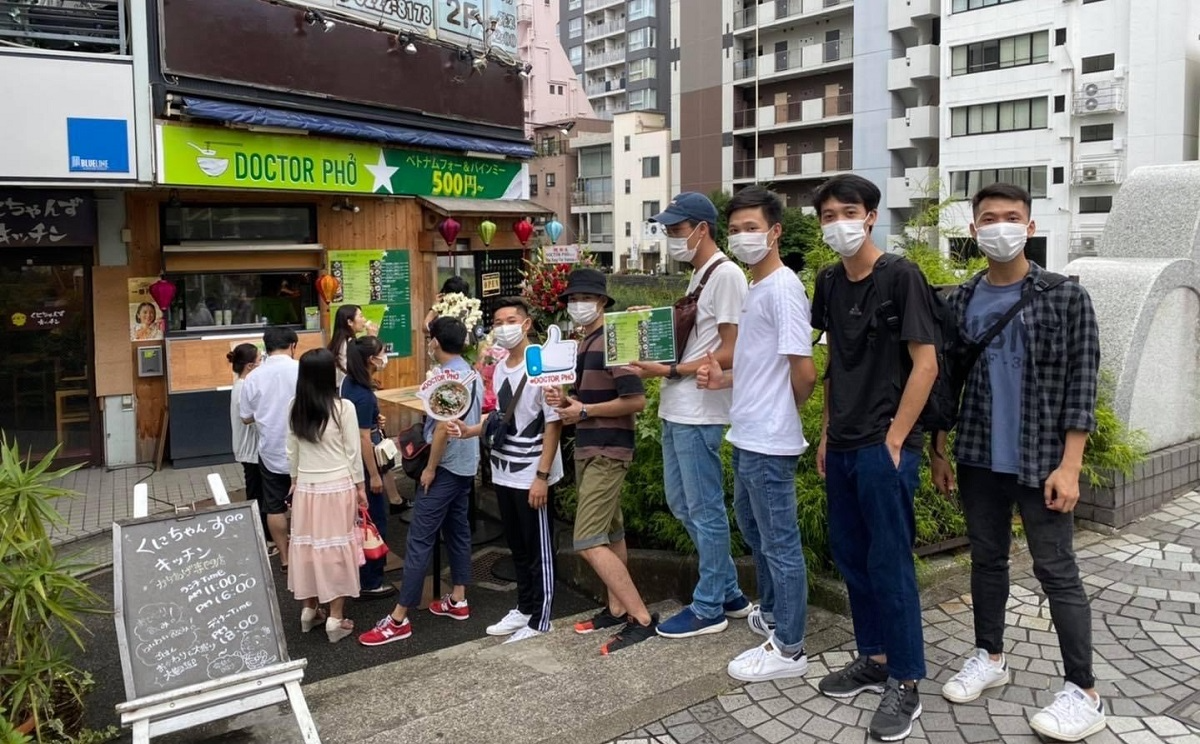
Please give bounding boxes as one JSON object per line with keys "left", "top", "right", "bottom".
{"left": 157, "top": 601, "right": 853, "bottom": 744}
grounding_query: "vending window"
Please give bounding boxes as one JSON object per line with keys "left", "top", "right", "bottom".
{"left": 163, "top": 271, "right": 317, "bottom": 333}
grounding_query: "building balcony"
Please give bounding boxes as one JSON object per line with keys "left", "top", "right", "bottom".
{"left": 571, "top": 191, "right": 614, "bottom": 207}
{"left": 586, "top": 78, "right": 627, "bottom": 97}
{"left": 1071, "top": 160, "right": 1124, "bottom": 186}
{"left": 592, "top": 101, "right": 628, "bottom": 119}
{"left": 888, "top": 0, "right": 941, "bottom": 32}
{"left": 733, "top": 0, "right": 853, "bottom": 35}
{"left": 732, "top": 92, "right": 853, "bottom": 133}
{"left": 585, "top": 49, "right": 626, "bottom": 70}
{"left": 732, "top": 149, "right": 853, "bottom": 182}
{"left": 887, "top": 44, "right": 939, "bottom": 92}
{"left": 886, "top": 167, "right": 939, "bottom": 207}
{"left": 887, "top": 106, "right": 939, "bottom": 150}
{"left": 733, "top": 37, "right": 854, "bottom": 84}
{"left": 0, "top": 0, "right": 128, "bottom": 54}
{"left": 585, "top": 19, "right": 625, "bottom": 42}
{"left": 1073, "top": 80, "right": 1127, "bottom": 116}
{"left": 584, "top": 0, "right": 623, "bottom": 12}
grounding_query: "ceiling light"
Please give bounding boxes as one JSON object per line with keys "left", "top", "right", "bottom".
{"left": 405, "top": 42, "right": 418, "bottom": 54}
{"left": 304, "top": 9, "right": 334, "bottom": 32}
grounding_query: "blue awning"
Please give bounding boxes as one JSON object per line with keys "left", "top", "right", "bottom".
{"left": 180, "top": 97, "right": 534, "bottom": 159}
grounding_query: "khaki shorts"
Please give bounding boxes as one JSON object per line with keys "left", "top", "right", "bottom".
{"left": 573, "top": 456, "right": 630, "bottom": 551}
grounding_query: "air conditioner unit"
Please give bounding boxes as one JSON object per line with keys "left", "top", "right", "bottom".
{"left": 1082, "top": 82, "right": 1101, "bottom": 97}
{"left": 1080, "top": 236, "right": 1096, "bottom": 251}
{"left": 1084, "top": 97, "right": 1101, "bottom": 111}
{"left": 1082, "top": 167, "right": 1100, "bottom": 182}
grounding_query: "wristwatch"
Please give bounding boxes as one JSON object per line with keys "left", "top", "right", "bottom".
{"left": 580, "top": 406, "right": 589, "bottom": 421}
{"left": 536, "top": 470, "right": 550, "bottom": 481}
{"left": 667, "top": 362, "right": 681, "bottom": 380}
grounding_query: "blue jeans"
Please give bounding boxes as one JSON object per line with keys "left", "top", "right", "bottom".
{"left": 663, "top": 421, "right": 742, "bottom": 620}
{"left": 359, "top": 485, "right": 389, "bottom": 591}
{"left": 825, "top": 443, "right": 926, "bottom": 681}
{"left": 732, "top": 447, "right": 808, "bottom": 655}
{"left": 397, "top": 469, "right": 474, "bottom": 609}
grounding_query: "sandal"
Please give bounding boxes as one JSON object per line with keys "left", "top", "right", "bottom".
{"left": 301, "top": 607, "right": 327, "bottom": 633}
{"left": 326, "top": 617, "right": 354, "bottom": 644}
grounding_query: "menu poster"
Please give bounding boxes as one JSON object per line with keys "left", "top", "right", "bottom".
{"left": 128, "top": 277, "right": 164, "bottom": 342}
{"left": 328, "top": 250, "right": 413, "bottom": 357}
{"left": 603, "top": 307, "right": 676, "bottom": 367}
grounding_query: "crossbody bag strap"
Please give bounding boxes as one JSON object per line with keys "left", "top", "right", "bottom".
{"left": 961, "top": 273, "right": 1067, "bottom": 374}
{"left": 690, "top": 257, "right": 728, "bottom": 299}
{"left": 499, "top": 374, "right": 529, "bottom": 428}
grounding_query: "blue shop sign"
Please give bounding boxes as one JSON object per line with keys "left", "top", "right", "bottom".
{"left": 67, "top": 117, "right": 130, "bottom": 173}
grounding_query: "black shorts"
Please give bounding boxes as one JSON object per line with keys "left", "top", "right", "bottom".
{"left": 258, "top": 460, "right": 291, "bottom": 515}
{"left": 241, "top": 462, "right": 263, "bottom": 506}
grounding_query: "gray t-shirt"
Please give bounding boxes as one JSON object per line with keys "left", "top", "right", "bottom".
{"left": 423, "top": 356, "right": 483, "bottom": 477}
{"left": 963, "top": 280, "right": 1025, "bottom": 475}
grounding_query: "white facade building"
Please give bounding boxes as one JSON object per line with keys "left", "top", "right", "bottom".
{"left": 935, "top": 0, "right": 1200, "bottom": 269}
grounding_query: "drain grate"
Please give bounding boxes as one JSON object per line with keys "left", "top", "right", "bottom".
{"left": 1165, "top": 688, "right": 1200, "bottom": 730}
{"left": 449, "top": 546, "right": 516, "bottom": 591}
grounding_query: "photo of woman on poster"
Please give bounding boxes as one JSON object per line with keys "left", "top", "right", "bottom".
{"left": 131, "top": 301, "right": 163, "bottom": 341}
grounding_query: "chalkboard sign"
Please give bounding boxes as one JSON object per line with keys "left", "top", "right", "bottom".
{"left": 112, "top": 502, "right": 289, "bottom": 701}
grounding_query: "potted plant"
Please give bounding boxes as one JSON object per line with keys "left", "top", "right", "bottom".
{"left": 0, "top": 436, "right": 105, "bottom": 741}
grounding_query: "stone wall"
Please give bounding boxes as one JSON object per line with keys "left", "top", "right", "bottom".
{"left": 1079, "top": 440, "right": 1200, "bottom": 527}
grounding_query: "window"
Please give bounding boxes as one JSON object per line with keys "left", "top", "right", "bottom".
{"left": 628, "top": 27, "right": 656, "bottom": 52}
{"left": 548, "top": 84, "right": 555, "bottom": 94}
{"left": 569, "top": 45, "right": 583, "bottom": 66}
{"left": 1080, "top": 123, "right": 1114, "bottom": 142}
{"left": 642, "top": 201, "right": 660, "bottom": 220}
{"left": 951, "top": 32, "right": 1049, "bottom": 75}
{"left": 578, "top": 148, "right": 612, "bottom": 177}
{"left": 627, "top": 57, "right": 657, "bottom": 82}
{"left": 529, "top": 174, "right": 538, "bottom": 197}
{"left": 628, "top": 88, "right": 657, "bottom": 110}
{"left": 1079, "top": 196, "right": 1113, "bottom": 213}
{"left": 162, "top": 205, "right": 316, "bottom": 244}
{"left": 169, "top": 272, "right": 317, "bottom": 330}
{"left": 949, "top": 167, "right": 1049, "bottom": 200}
{"left": 624, "top": 178, "right": 631, "bottom": 194}
{"left": 628, "top": 0, "right": 655, "bottom": 20}
{"left": 642, "top": 156, "right": 661, "bottom": 178}
{"left": 557, "top": 85, "right": 564, "bottom": 95}
{"left": 568, "top": 17, "right": 582, "bottom": 39}
{"left": 1054, "top": 95, "right": 1065, "bottom": 113}
{"left": 568, "top": 0, "right": 581, "bottom": 8}
{"left": 624, "top": 136, "right": 631, "bottom": 152}
{"left": 952, "top": 0, "right": 1022, "bottom": 12}
{"left": 1055, "top": 28, "right": 1067, "bottom": 46}
{"left": 950, "top": 98, "right": 1049, "bottom": 136}
{"left": 625, "top": 221, "right": 632, "bottom": 237}
{"left": 545, "top": 173, "right": 556, "bottom": 188}
{"left": 1081, "top": 54, "right": 1115, "bottom": 73}
{"left": 1053, "top": 166, "right": 1064, "bottom": 184}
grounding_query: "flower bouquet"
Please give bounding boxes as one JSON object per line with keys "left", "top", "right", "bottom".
{"left": 430, "top": 292, "right": 484, "bottom": 364}
{"left": 521, "top": 245, "right": 598, "bottom": 335}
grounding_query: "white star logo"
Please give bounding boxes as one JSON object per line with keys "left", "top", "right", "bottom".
{"left": 365, "top": 150, "right": 399, "bottom": 194}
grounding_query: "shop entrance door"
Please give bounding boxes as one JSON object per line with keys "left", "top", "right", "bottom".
{"left": 0, "top": 248, "right": 97, "bottom": 463}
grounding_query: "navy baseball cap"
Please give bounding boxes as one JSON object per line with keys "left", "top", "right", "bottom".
{"left": 651, "top": 192, "right": 719, "bottom": 230}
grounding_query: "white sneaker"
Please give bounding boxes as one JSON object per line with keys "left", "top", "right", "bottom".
{"left": 727, "top": 640, "right": 809, "bottom": 682}
{"left": 503, "top": 624, "right": 550, "bottom": 644}
{"left": 1029, "top": 683, "right": 1107, "bottom": 742}
{"left": 486, "top": 609, "right": 532, "bottom": 637}
{"left": 747, "top": 606, "right": 775, "bottom": 639}
{"left": 941, "top": 648, "right": 1010, "bottom": 703}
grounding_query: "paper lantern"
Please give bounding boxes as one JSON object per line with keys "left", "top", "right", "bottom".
{"left": 512, "top": 219, "right": 534, "bottom": 246}
{"left": 544, "top": 218, "right": 564, "bottom": 244}
{"left": 438, "top": 217, "right": 461, "bottom": 247}
{"left": 316, "top": 273, "right": 341, "bottom": 304}
{"left": 478, "top": 219, "right": 497, "bottom": 247}
{"left": 148, "top": 277, "right": 176, "bottom": 311}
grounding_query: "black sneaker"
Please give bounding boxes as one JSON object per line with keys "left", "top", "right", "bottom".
{"left": 600, "top": 614, "right": 659, "bottom": 655}
{"left": 819, "top": 655, "right": 890, "bottom": 698}
{"left": 870, "top": 678, "right": 922, "bottom": 742}
{"left": 574, "top": 608, "right": 626, "bottom": 635}
{"left": 354, "top": 585, "right": 398, "bottom": 601}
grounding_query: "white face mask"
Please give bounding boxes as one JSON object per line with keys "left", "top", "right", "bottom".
{"left": 666, "top": 224, "right": 700, "bottom": 263}
{"left": 975, "top": 222, "right": 1029, "bottom": 263}
{"left": 492, "top": 323, "right": 526, "bottom": 349}
{"left": 568, "top": 301, "right": 600, "bottom": 327}
{"left": 728, "top": 232, "right": 772, "bottom": 265}
{"left": 823, "top": 220, "right": 868, "bottom": 257}
{"left": 373, "top": 354, "right": 389, "bottom": 370}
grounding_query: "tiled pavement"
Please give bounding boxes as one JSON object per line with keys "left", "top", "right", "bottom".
{"left": 610, "top": 491, "right": 1200, "bottom": 744}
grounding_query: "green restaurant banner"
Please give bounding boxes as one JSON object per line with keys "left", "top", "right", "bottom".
{"left": 328, "top": 250, "right": 413, "bottom": 358}
{"left": 156, "top": 123, "right": 525, "bottom": 198}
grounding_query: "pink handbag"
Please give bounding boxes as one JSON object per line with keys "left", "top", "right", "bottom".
{"left": 359, "top": 507, "right": 388, "bottom": 561}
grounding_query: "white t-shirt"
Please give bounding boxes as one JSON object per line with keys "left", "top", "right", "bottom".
{"left": 230, "top": 378, "right": 258, "bottom": 464}
{"left": 489, "top": 359, "right": 564, "bottom": 490}
{"left": 659, "top": 254, "right": 748, "bottom": 425}
{"left": 726, "top": 267, "right": 813, "bottom": 457}
{"left": 239, "top": 354, "right": 299, "bottom": 474}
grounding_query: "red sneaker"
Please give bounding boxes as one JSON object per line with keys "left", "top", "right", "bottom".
{"left": 428, "top": 594, "right": 470, "bottom": 621}
{"left": 358, "top": 615, "right": 412, "bottom": 646}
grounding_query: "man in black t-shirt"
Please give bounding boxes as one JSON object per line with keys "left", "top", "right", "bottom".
{"left": 809, "top": 175, "right": 938, "bottom": 743}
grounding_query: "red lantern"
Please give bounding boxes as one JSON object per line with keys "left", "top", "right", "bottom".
{"left": 512, "top": 218, "right": 534, "bottom": 246}
{"left": 438, "top": 217, "right": 461, "bottom": 247}
{"left": 148, "top": 277, "right": 176, "bottom": 311}
{"left": 316, "top": 273, "right": 341, "bottom": 304}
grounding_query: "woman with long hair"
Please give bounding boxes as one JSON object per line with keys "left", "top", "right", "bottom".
{"left": 133, "top": 301, "right": 162, "bottom": 340}
{"left": 328, "top": 304, "right": 376, "bottom": 389}
{"left": 341, "top": 336, "right": 395, "bottom": 600}
{"left": 287, "top": 347, "right": 367, "bottom": 643}
{"left": 228, "top": 343, "right": 274, "bottom": 554}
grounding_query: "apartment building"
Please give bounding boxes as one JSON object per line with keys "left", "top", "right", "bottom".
{"left": 937, "top": 0, "right": 1200, "bottom": 269}
{"left": 529, "top": 118, "right": 612, "bottom": 249}
{"left": 560, "top": 0, "right": 670, "bottom": 120}
{"left": 570, "top": 112, "right": 672, "bottom": 270}
{"left": 521, "top": 0, "right": 595, "bottom": 134}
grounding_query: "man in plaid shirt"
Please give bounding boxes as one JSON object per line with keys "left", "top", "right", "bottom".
{"left": 931, "top": 183, "right": 1104, "bottom": 742}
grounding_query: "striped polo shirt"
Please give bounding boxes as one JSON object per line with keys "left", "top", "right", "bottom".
{"left": 572, "top": 328, "right": 645, "bottom": 462}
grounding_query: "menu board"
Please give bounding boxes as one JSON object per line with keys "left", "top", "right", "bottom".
{"left": 112, "top": 502, "right": 289, "bottom": 700}
{"left": 164, "top": 331, "right": 324, "bottom": 394}
{"left": 603, "top": 307, "right": 676, "bottom": 367}
{"left": 328, "top": 250, "right": 412, "bottom": 358}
